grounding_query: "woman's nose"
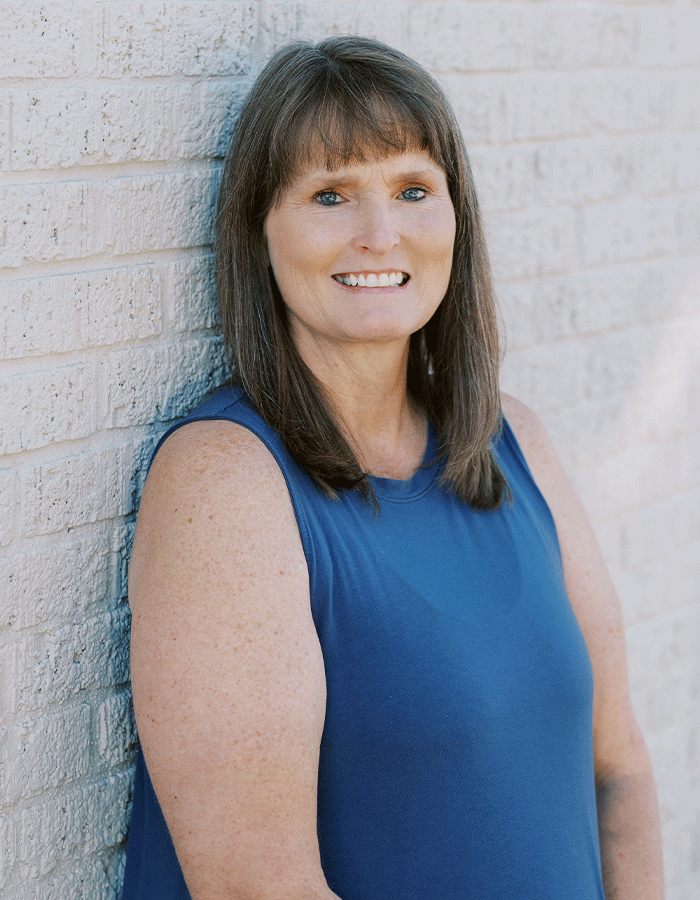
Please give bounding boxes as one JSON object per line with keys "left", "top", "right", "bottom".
{"left": 353, "top": 201, "right": 400, "bottom": 255}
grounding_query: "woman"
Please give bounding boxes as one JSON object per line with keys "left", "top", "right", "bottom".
{"left": 121, "top": 37, "right": 664, "bottom": 900}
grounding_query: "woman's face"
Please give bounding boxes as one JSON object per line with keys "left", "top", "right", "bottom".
{"left": 264, "top": 149, "right": 456, "bottom": 360}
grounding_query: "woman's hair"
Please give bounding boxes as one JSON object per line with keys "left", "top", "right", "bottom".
{"left": 216, "top": 35, "right": 509, "bottom": 509}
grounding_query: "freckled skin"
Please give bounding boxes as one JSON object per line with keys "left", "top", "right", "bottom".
{"left": 264, "top": 150, "right": 456, "bottom": 360}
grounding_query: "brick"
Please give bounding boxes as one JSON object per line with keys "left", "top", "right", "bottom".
{"left": 0, "top": 535, "right": 113, "bottom": 630}
{"left": 261, "top": 1, "right": 409, "bottom": 55}
{"left": 444, "top": 75, "right": 503, "bottom": 146}
{"left": 630, "top": 137, "right": 680, "bottom": 199}
{"left": 173, "top": 81, "right": 248, "bottom": 160}
{"left": 579, "top": 197, "right": 679, "bottom": 268}
{"left": 0, "top": 705, "right": 91, "bottom": 804}
{"left": 669, "top": 70, "right": 700, "bottom": 132}
{"left": 497, "top": 282, "right": 537, "bottom": 351}
{"left": 12, "top": 608, "right": 131, "bottom": 713}
{"left": 485, "top": 207, "right": 578, "bottom": 280}
{"left": 540, "top": 397, "right": 631, "bottom": 470}
{"left": 167, "top": 255, "right": 219, "bottom": 333}
{"left": 408, "top": 4, "right": 534, "bottom": 72}
{"left": 0, "top": 2, "right": 87, "bottom": 78}
{"left": 94, "top": 171, "right": 220, "bottom": 256}
{"left": 619, "top": 494, "right": 700, "bottom": 571}
{"left": 0, "top": 90, "right": 9, "bottom": 169}
{"left": 0, "top": 365, "right": 96, "bottom": 455}
{"left": 578, "top": 72, "right": 676, "bottom": 136}
{"left": 21, "top": 446, "right": 134, "bottom": 537}
{"left": 661, "top": 818, "right": 700, "bottom": 900}
{"left": 530, "top": 137, "right": 686, "bottom": 207}
{"left": 642, "top": 669, "right": 699, "bottom": 738}
{"left": 0, "top": 183, "right": 89, "bottom": 269}
{"left": 582, "top": 325, "right": 665, "bottom": 399}
{"left": 97, "top": 691, "right": 137, "bottom": 768}
{"left": 17, "top": 772, "right": 132, "bottom": 877}
{"left": 628, "top": 612, "right": 700, "bottom": 698}
{"left": 0, "top": 815, "right": 15, "bottom": 887}
{"left": 448, "top": 72, "right": 581, "bottom": 143}
{"left": 531, "top": 7, "right": 638, "bottom": 69}
{"left": 627, "top": 377, "right": 700, "bottom": 445}
{"left": 5, "top": 855, "right": 115, "bottom": 900}
{"left": 676, "top": 135, "right": 700, "bottom": 192}
{"left": 506, "top": 75, "right": 586, "bottom": 141}
{"left": 648, "top": 726, "right": 700, "bottom": 817}
{"left": 579, "top": 433, "right": 700, "bottom": 515}
{"left": 545, "top": 374, "right": 700, "bottom": 471}
{"left": 81, "top": 266, "right": 162, "bottom": 348}
{"left": 0, "top": 267, "right": 161, "bottom": 360}
{"left": 677, "top": 194, "right": 700, "bottom": 255}
{"left": 524, "top": 262, "right": 700, "bottom": 343}
{"left": 499, "top": 342, "right": 584, "bottom": 411}
{"left": 101, "top": 338, "right": 225, "bottom": 429}
{"left": 0, "top": 275, "right": 80, "bottom": 359}
{"left": 0, "top": 470, "right": 14, "bottom": 548}
{"left": 531, "top": 274, "right": 627, "bottom": 341}
{"left": 8, "top": 86, "right": 171, "bottom": 171}
{"left": 637, "top": 7, "right": 700, "bottom": 69}
{"left": 114, "top": 523, "right": 135, "bottom": 604}
{"left": 533, "top": 140, "right": 625, "bottom": 207}
{"left": 95, "top": 1, "right": 257, "bottom": 78}
{"left": 629, "top": 544, "right": 700, "bottom": 625}
{"left": 449, "top": 72, "right": 657, "bottom": 145}
{"left": 0, "top": 174, "right": 219, "bottom": 268}
{"left": 468, "top": 147, "right": 536, "bottom": 213}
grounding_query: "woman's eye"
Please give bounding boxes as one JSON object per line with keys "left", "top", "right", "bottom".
{"left": 314, "top": 190, "right": 342, "bottom": 206}
{"left": 401, "top": 187, "right": 427, "bottom": 201}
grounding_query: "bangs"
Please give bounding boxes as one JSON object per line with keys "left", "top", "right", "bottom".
{"left": 269, "top": 89, "right": 446, "bottom": 195}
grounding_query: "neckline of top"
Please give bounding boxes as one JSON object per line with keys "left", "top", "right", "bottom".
{"left": 368, "top": 422, "right": 441, "bottom": 501}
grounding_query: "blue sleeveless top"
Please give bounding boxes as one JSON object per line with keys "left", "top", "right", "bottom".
{"left": 121, "top": 385, "right": 604, "bottom": 900}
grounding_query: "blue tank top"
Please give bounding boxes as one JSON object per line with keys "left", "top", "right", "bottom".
{"left": 121, "top": 385, "right": 605, "bottom": 900}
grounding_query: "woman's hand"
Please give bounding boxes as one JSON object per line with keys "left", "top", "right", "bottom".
{"left": 129, "top": 420, "right": 339, "bottom": 900}
{"left": 503, "top": 395, "right": 664, "bottom": 900}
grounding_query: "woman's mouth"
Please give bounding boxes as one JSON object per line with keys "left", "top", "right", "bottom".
{"left": 332, "top": 271, "right": 410, "bottom": 288}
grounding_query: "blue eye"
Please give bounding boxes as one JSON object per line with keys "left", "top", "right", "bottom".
{"left": 315, "top": 190, "right": 342, "bottom": 206}
{"left": 401, "top": 187, "right": 427, "bottom": 201}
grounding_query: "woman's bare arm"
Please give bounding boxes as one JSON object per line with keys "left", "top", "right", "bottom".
{"left": 502, "top": 395, "right": 664, "bottom": 900}
{"left": 129, "top": 419, "right": 339, "bottom": 900}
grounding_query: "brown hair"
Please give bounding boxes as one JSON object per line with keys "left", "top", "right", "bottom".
{"left": 216, "top": 36, "right": 509, "bottom": 508}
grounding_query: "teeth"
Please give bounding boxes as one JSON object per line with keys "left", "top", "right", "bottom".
{"left": 334, "top": 271, "right": 408, "bottom": 288}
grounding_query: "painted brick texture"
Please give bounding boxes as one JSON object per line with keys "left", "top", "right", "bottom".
{"left": 1, "top": 1, "right": 698, "bottom": 898}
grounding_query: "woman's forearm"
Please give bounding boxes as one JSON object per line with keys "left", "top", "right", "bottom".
{"left": 596, "top": 770, "right": 664, "bottom": 900}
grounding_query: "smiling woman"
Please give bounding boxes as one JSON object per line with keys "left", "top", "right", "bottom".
{"left": 120, "top": 36, "right": 664, "bottom": 900}
{"left": 264, "top": 151, "right": 456, "bottom": 360}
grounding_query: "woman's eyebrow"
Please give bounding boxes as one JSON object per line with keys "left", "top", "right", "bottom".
{"left": 298, "top": 166, "right": 444, "bottom": 189}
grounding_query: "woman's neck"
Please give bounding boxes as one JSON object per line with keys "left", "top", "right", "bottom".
{"left": 296, "top": 335, "right": 428, "bottom": 480}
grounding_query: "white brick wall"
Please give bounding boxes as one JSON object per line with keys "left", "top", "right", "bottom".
{"left": 1, "top": 2, "right": 698, "bottom": 897}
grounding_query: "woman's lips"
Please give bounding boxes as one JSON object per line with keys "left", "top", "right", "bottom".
{"left": 332, "top": 271, "right": 409, "bottom": 287}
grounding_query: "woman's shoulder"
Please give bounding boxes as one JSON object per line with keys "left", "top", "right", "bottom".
{"left": 132, "top": 417, "right": 297, "bottom": 595}
{"left": 500, "top": 393, "right": 549, "bottom": 460}
{"left": 500, "top": 393, "right": 561, "bottom": 487}
{"left": 499, "top": 393, "right": 574, "bottom": 521}
{"left": 147, "top": 385, "right": 284, "bottom": 498}
{"left": 150, "top": 416, "right": 283, "bottom": 494}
